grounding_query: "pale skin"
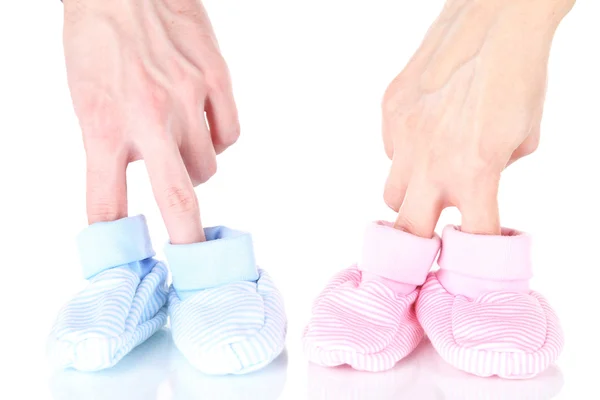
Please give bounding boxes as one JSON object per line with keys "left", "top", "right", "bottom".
{"left": 63, "top": 0, "right": 575, "bottom": 245}
{"left": 64, "top": 0, "right": 238, "bottom": 244}
{"left": 384, "top": 0, "right": 575, "bottom": 237}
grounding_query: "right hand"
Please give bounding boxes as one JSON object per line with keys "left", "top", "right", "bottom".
{"left": 63, "top": 0, "right": 239, "bottom": 243}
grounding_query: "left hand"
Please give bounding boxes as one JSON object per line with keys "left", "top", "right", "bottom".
{"left": 381, "top": 0, "right": 574, "bottom": 237}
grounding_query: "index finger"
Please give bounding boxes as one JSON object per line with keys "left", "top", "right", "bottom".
{"left": 142, "top": 135, "right": 206, "bottom": 245}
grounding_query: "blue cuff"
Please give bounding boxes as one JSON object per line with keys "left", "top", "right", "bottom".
{"left": 77, "top": 215, "right": 156, "bottom": 280}
{"left": 165, "top": 226, "right": 258, "bottom": 293}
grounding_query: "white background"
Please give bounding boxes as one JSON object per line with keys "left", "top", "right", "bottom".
{"left": 1, "top": 0, "right": 599, "bottom": 399}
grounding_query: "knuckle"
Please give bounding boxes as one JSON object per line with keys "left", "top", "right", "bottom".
{"left": 427, "top": 137, "right": 503, "bottom": 180}
{"left": 394, "top": 214, "right": 417, "bottom": 233}
{"left": 220, "top": 122, "right": 241, "bottom": 148}
{"left": 383, "top": 144, "right": 394, "bottom": 160}
{"left": 425, "top": 151, "right": 499, "bottom": 195}
{"left": 454, "top": 162, "right": 499, "bottom": 192}
{"left": 163, "top": 186, "right": 198, "bottom": 214}
{"left": 129, "top": 60, "right": 171, "bottom": 119}
{"left": 382, "top": 76, "right": 410, "bottom": 116}
{"left": 75, "top": 95, "right": 120, "bottom": 133}
{"left": 83, "top": 126, "right": 125, "bottom": 154}
{"left": 83, "top": 131, "right": 122, "bottom": 153}
{"left": 382, "top": 88, "right": 399, "bottom": 116}
{"left": 403, "top": 109, "right": 424, "bottom": 133}
{"left": 176, "top": 67, "right": 206, "bottom": 100}
{"left": 205, "top": 64, "right": 231, "bottom": 93}
{"left": 196, "top": 159, "right": 217, "bottom": 184}
{"left": 128, "top": 78, "right": 170, "bottom": 129}
{"left": 87, "top": 202, "right": 123, "bottom": 223}
{"left": 142, "top": 86, "right": 169, "bottom": 120}
{"left": 520, "top": 136, "right": 540, "bottom": 157}
{"left": 74, "top": 95, "right": 102, "bottom": 118}
{"left": 383, "top": 187, "right": 401, "bottom": 212}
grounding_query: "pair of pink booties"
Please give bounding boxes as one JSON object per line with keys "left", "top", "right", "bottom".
{"left": 303, "top": 222, "right": 563, "bottom": 379}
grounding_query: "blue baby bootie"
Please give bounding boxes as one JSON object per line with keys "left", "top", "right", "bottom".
{"left": 166, "top": 226, "right": 286, "bottom": 375}
{"left": 48, "top": 215, "right": 168, "bottom": 371}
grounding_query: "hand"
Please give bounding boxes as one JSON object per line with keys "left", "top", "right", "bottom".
{"left": 64, "top": 0, "right": 239, "bottom": 243}
{"left": 382, "top": 0, "right": 574, "bottom": 237}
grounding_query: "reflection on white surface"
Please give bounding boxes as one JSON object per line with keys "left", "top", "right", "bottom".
{"left": 50, "top": 328, "right": 288, "bottom": 400}
{"left": 307, "top": 346, "right": 429, "bottom": 399}
{"left": 50, "top": 329, "right": 173, "bottom": 400}
{"left": 307, "top": 339, "right": 563, "bottom": 400}
{"left": 166, "top": 342, "right": 288, "bottom": 400}
{"left": 50, "top": 330, "right": 562, "bottom": 400}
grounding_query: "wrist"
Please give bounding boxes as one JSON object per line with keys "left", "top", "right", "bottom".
{"left": 528, "top": 0, "right": 575, "bottom": 25}
{"left": 499, "top": 0, "right": 575, "bottom": 26}
{"left": 488, "top": 0, "right": 576, "bottom": 41}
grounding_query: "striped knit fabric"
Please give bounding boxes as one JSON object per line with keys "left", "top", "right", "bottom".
{"left": 48, "top": 261, "right": 169, "bottom": 371}
{"left": 303, "top": 266, "right": 424, "bottom": 372}
{"left": 168, "top": 330, "right": 288, "bottom": 400}
{"left": 303, "top": 221, "right": 442, "bottom": 372}
{"left": 417, "top": 274, "right": 563, "bottom": 379}
{"left": 304, "top": 221, "right": 440, "bottom": 372}
{"left": 416, "top": 226, "right": 564, "bottom": 379}
{"left": 418, "top": 337, "right": 565, "bottom": 400}
{"left": 168, "top": 269, "right": 287, "bottom": 375}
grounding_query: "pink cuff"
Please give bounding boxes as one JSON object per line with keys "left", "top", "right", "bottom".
{"left": 438, "top": 225, "right": 533, "bottom": 281}
{"left": 359, "top": 221, "right": 441, "bottom": 286}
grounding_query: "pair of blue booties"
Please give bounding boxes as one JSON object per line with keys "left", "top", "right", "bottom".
{"left": 48, "top": 215, "right": 286, "bottom": 375}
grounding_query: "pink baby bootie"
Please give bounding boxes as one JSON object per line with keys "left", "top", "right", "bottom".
{"left": 416, "top": 225, "right": 564, "bottom": 379}
{"left": 303, "top": 221, "right": 441, "bottom": 372}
